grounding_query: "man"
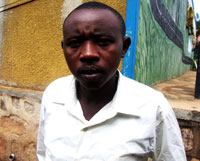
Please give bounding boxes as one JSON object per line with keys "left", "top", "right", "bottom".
{"left": 195, "top": 29, "right": 200, "bottom": 98}
{"left": 186, "top": 6, "right": 194, "bottom": 35}
{"left": 37, "top": 2, "right": 186, "bottom": 161}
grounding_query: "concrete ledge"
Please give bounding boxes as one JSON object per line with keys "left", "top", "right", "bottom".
{"left": 0, "top": 85, "right": 43, "bottom": 102}
{"left": 174, "top": 108, "right": 200, "bottom": 122}
{"left": 152, "top": 71, "right": 200, "bottom": 122}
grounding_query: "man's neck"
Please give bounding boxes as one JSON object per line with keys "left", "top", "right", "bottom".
{"left": 76, "top": 72, "right": 119, "bottom": 121}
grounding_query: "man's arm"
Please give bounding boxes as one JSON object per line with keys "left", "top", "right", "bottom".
{"left": 154, "top": 94, "right": 187, "bottom": 161}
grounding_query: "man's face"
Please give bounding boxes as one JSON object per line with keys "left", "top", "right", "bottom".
{"left": 62, "top": 9, "right": 130, "bottom": 89}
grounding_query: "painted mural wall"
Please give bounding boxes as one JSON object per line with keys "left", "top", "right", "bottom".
{"left": 134, "top": 0, "right": 192, "bottom": 86}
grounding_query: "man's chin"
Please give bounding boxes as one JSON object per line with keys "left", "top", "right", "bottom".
{"left": 81, "top": 82, "right": 104, "bottom": 90}
{"left": 76, "top": 79, "right": 105, "bottom": 91}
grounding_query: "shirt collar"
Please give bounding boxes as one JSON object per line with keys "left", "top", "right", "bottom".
{"left": 54, "top": 71, "right": 148, "bottom": 122}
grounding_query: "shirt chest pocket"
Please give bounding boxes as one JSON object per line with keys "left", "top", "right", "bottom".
{"left": 116, "top": 140, "right": 154, "bottom": 161}
{"left": 44, "top": 102, "right": 69, "bottom": 135}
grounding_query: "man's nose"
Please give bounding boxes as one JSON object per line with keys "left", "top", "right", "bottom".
{"left": 80, "top": 41, "right": 99, "bottom": 63}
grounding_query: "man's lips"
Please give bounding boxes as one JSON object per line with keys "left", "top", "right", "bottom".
{"left": 78, "top": 65, "right": 103, "bottom": 77}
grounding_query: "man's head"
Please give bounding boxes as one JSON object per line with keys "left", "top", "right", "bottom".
{"left": 62, "top": 1, "right": 131, "bottom": 90}
{"left": 64, "top": 1, "right": 126, "bottom": 37}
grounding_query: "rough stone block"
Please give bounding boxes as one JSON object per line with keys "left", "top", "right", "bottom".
{"left": 179, "top": 119, "right": 200, "bottom": 160}
{"left": 0, "top": 86, "right": 42, "bottom": 161}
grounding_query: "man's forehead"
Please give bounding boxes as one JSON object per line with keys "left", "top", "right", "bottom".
{"left": 65, "top": 8, "right": 119, "bottom": 25}
{"left": 63, "top": 8, "right": 124, "bottom": 38}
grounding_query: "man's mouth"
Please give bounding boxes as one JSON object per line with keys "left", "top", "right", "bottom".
{"left": 78, "top": 66, "right": 103, "bottom": 79}
{"left": 82, "top": 69, "right": 100, "bottom": 75}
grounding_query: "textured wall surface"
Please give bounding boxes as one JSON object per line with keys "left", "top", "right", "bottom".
{"left": 0, "top": 0, "right": 5, "bottom": 72}
{"left": 135, "top": 0, "right": 191, "bottom": 86}
{"left": 0, "top": 0, "right": 127, "bottom": 91}
{"left": 1, "top": 0, "right": 67, "bottom": 91}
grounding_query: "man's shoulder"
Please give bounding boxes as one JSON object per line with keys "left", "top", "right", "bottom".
{"left": 119, "top": 74, "right": 169, "bottom": 106}
{"left": 42, "top": 75, "right": 75, "bottom": 100}
{"left": 114, "top": 74, "right": 170, "bottom": 118}
{"left": 45, "top": 75, "right": 74, "bottom": 91}
{"left": 120, "top": 74, "right": 159, "bottom": 97}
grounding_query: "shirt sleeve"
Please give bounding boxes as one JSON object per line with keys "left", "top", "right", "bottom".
{"left": 153, "top": 93, "right": 187, "bottom": 161}
{"left": 36, "top": 100, "right": 46, "bottom": 161}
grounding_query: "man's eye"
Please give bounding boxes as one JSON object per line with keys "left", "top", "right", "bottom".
{"left": 95, "top": 39, "right": 112, "bottom": 46}
{"left": 68, "top": 40, "right": 81, "bottom": 48}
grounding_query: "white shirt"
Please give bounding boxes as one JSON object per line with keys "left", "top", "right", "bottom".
{"left": 37, "top": 72, "right": 186, "bottom": 161}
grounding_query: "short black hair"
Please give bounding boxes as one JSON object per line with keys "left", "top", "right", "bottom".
{"left": 63, "top": 1, "right": 126, "bottom": 36}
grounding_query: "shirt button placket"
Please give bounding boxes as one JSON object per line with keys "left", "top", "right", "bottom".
{"left": 75, "top": 126, "right": 90, "bottom": 160}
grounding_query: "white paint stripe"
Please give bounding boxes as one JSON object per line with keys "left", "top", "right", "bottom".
{"left": 61, "top": 0, "right": 82, "bottom": 22}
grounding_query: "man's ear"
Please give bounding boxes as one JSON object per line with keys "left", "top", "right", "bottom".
{"left": 121, "top": 36, "right": 131, "bottom": 58}
{"left": 61, "top": 40, "right": 64, "bottom": 49}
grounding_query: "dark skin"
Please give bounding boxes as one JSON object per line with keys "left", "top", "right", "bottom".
{"left": 62, "top": 9, "right": 131, "bottom": 120}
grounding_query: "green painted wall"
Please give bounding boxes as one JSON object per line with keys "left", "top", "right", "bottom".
{"left": 135, "top": 0, "right": 191, "bottom": 86}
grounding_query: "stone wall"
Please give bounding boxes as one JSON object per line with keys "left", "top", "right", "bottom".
{"left": 0, "top": 86, "right": 42, "bottom": 161}
{"left": 179, "top": 120, "right": 200, "bottom": 161}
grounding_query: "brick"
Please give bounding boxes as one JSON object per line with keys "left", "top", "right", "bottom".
{"left": 24, "top": 101, "right": 34, "bottom": 114}
{"left": 12, "top": 96, "right": 21, "bottom": 109}
{"left": 181, "top": 128, "right": 194, "bottom": 151}
{"left": 24, "top": 142, "right": 37, "bottom": 161}
{"left": 0, "top": 99, "right": 7, "bottom": 111}
{"left": 0, "top": 115, "right": 27, "bottom": 136}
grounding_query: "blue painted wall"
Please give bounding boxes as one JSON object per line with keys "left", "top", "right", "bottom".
{"left": 122, "top": 0, "right": 140, "bottom": 79}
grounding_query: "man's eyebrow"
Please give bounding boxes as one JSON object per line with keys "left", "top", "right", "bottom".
{"left": 92, "top": 33, "right": 114, "bottom": 38}
{"left": 65, "top": 35, "right": 83, "bottom": 41}
{"left": 65, "top": 34, "right": 113, "bottom": 40}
